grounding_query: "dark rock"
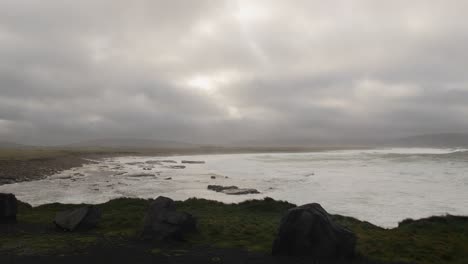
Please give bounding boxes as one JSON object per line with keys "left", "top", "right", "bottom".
{"left": 126, "top": 162, "right": 144, "bottom": 165}
{"left": 161, "top": 160, "right": 177, "bottom": 163}
{"left": 0, "top": 193, "right": 17, "bottom": 223}
{"left": 0, "top": 178, "right": 16, "bottom": 185}
{"left": 272, "top": 203, "right": 356, "bottom": 260}
{"left": 145, "top": 160, "right": 162, "bottom": 165}
{"left": 165, "top": 165, "right": 186, "bottom": 169}
{"left": 181, "top": 160, "right": 205, "bottom": 164}
{"left": 210, "top": 175, "right": 216, "bottom": 179}
{"left": 54, "top": 206, "right": 101, "bottom": 231}
{"left": 207, "top": 185, "right": 260, "bottom": 195}
{"left": 127, "top": 173, "right": 154, "bottom": 177}
{"left": 223, "top": 188, "right": 260, "bottom": 195}
{"left": 141, "top": 196, "right": 196, "bottom": 241}
{"left": 165, "top": 177, "right": 172, "bottom": 180}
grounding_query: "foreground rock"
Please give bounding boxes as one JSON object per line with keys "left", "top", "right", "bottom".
{"left": 181, "top": 160, "right": 205, "bottom": 164}
{"left": 272, "top": 203, "right": 356, "bottom": 260}
{"left": 207, "top": 185, "right": 260, "bottom": 195}
{"left": 141, "top": 196, "right": 196, "bottom": 241}
{"left": 54, "top": 206, "right": 101, "bottom": 231}
{"left": 0, "top": 193, "right": 17, "bottom": 223}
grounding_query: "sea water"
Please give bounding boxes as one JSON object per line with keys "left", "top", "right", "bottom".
{"left": 1, "top": 148, "right": 468, "bottom": 227}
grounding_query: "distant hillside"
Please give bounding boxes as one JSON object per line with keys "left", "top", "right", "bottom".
{"left": 66, "top": 138, "right": 197, "bottom": 149}
{"left": 393, "top": 133, "right": 468, "bottom": 148}
{"left": 0, "top": 141, "right": 26, "bottom": 148}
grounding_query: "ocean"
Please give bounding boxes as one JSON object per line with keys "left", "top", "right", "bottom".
{"left": 1, "top": 148, "right": 467, "bottom": 227}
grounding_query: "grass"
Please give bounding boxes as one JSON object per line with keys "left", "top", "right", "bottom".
{"left": 1, "top": 198, "right": 467, "bottom": 263}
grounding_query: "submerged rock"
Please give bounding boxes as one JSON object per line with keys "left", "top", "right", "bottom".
{"left": 207, "top": 185, "right": 260, "bottom": 195}
{"left": 54, "top": 206, "right": 101, "bottom": 231}
{"left": 161, "top": 160, "right": 177, "bottom": 163}
{"left": 181, "top": 160, "right": 205, "bottom": 164}
{"left": 145, "top": 160, "right": 162, "bottom": 165}
{"left": 0, "top": 193, "right": 17, "bottom": 223}
{"left": 272, "top": 203, "right": 356, "bottom": 260}
{"left": 125, "top": 162, "right": 144, "bottom": 165}
{"left": 126, "top": 173, "right": 155, "bottom": 177}
{"left": 141, "top": 196, "right": 196, "bottom": 241}
{"left": 165, "top": 165, "right": 186, "bottom": 169}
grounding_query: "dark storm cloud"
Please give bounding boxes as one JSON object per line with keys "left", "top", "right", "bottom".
{"left": 0, "top": 0, "right": 468, "bottom": 145}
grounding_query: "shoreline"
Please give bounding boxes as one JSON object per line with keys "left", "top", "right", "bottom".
{"left": 0, "top": 146, "right": 366, "bottom": 185}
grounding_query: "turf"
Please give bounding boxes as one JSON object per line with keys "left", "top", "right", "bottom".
{"left": 0, "top": 198, "right": 467, "bottom": 264}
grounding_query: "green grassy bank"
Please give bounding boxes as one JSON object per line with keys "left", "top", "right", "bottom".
{"left": 1, "top": 198, "right": 467, "bottom": 264}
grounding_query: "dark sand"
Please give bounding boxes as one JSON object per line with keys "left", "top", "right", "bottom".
{"left": 0, "top": 155, "right": 95, "bottom": 185}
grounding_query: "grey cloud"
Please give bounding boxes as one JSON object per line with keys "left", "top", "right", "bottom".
{"left": 0, "top": 0, "right": 468, "bottom": 145}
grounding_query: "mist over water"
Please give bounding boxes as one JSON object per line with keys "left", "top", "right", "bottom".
{"left": 1, "top": 148, "right": 467, "bottom": 227}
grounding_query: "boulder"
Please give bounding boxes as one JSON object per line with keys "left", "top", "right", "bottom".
{"left": 165, "top": 165, "right": 186, "bottom": 169}
{"left": 207, "top": 185, "right": 260, "bottom": 195}
{"left": 272, "top": 203, "right": 356, "bottom": 260}
{"left": 181, "top": 160, "right": 205, "bottom": 164}
{"left": 126, "top": 173, "right": 155, "bottom": 178}
{"left": 0, "top": 193, "right": 17, "bottom": 223}
{"left": 54, "top": 206, "right": 101, "bottom": 231}
{"left": 145, "top": 160, "right": 162, "bottom": 165}
{"left": 141, "top": 196, "right": 196, "bottom": 241}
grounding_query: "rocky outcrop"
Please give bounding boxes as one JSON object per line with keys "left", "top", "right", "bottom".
{"left": 272, "top": 203, "right": 356, "bottom": 260}
{"left": 125, "top": 162, "right": 144, "bottom": 165}
{"left": 207, "top": 185, "right": 260, "bottom": 195}
{"left": 181, "top": 160, "right": 205, "bottom": 164}
{"left": 141, "top": 196, "right": 196, "bottom": 241}
{"left": 145, "top": 160, "right": 162, "bottom": 165}
{"left": 165, "top": 165, "right": 186, "bottom": 169}
{"left": 54, "top": 206, "right": 101, "bottom": 231}
{"left": 0, "top": 193, "right": 17, "bottom": 223}
{"left": 126, "top": 173, "right": 155, "bottom": 177}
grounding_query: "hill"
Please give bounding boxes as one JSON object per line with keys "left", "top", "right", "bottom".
{"left": 0, "top": 141, "right": 26, "bottom": 148}
{"left": 66, "top": 138, "right": 196, "bottom": 149}
{"left": 393, "top": 133, "right": 468, "bottom": 148}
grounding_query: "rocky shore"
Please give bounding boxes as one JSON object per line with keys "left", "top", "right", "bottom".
{"left": 0, "top": 155, "right": 95, "bottom": 185}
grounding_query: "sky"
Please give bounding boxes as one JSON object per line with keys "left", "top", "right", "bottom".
{"left": 1, "top": 0, "right": 468, "bottom": 145}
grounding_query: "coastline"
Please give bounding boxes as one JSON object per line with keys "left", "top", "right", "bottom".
{"left": 0, "top": 146, "right": 364, "bottom": 185}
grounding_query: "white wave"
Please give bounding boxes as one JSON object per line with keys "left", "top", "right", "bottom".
{"left": 1, "top": 148, "right": 467, "bottom": 228}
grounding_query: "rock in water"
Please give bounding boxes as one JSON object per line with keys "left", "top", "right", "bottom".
{"left": 54, "top": 206, "right": 101, "bottom": 231}
{"left": 165, "top": 165, "right": 186, "bottom": 169}
{"left": 141, "top": 196, "right": 196, "bottom": 241}
{"left": 272, "top": 203, "right": 356, "bottom": 260}
{"left": 181, "top": 160, "right": 205, "bottom": 164}
{"left": 207, "top": 185, "right": 260, "bottom": 195}
{"left": 0, "top": 193, "right": 17, "bottom": 223}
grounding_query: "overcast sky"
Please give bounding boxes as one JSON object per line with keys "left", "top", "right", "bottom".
{"left": 1, "top": 0, "right": 468, "bottom": 145}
